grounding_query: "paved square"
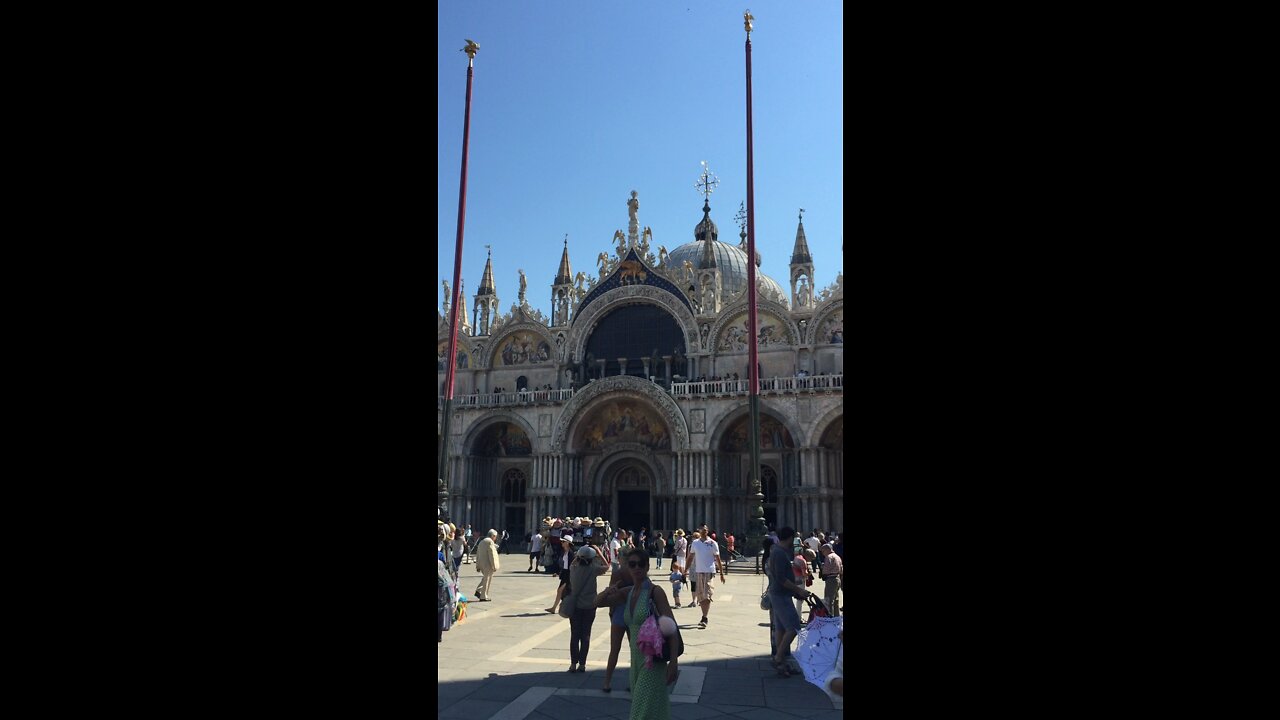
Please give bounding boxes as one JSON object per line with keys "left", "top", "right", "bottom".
{"left": 439, "top": 558, "right": 842, "bottom": 719}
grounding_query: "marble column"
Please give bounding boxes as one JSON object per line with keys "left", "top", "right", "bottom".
{"left": 663, "top": 356, "right": 672, "bottom": 385}
{"left": 618, "top": 358, "right": 628, "bottom": 376}
{"left": 596, "top": 359, "right": 607, "bottom": 380}
{"left": 642, "top": 358, "right": 650, "bottom": 380}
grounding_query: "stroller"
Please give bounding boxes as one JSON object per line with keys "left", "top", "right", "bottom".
{"left": 801, "top": 592, "right": 832, "bottom": 625}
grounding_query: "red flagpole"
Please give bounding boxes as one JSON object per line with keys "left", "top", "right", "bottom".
{"left": 440, "top": 42, "right": 478, "bottom": 502}
{"left": 744, "top": 12, "right": 765, "bottom": 549}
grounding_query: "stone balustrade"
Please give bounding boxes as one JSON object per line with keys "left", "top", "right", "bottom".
{"left": 670, "top": 373, "right": 843, "bottom": 398}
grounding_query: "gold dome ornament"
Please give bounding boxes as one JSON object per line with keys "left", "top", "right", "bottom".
{"left": 743, "top": 10, "right": 754, "bottom": 35}
{"left": 461, "top": 39, "right": 479, "bottom": 60}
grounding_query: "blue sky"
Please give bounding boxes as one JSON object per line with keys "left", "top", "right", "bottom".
{"left": 438, "top": 1, "right": 843, "bottom": 320}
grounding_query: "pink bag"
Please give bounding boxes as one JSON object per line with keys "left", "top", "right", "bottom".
{"left": 636, "top": 614, "right": 664, "bottom": 669}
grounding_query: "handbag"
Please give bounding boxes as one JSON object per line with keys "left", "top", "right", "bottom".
{"left": 647, "top": 585, "right": 684, "bottom": 663}
{"left": 559, "top": 601, "right": 574, "bottom": 618}
{"left": 759, "top": 574, "right": 771, "bottom": 611}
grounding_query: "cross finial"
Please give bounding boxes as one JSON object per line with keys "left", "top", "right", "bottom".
{"left": 486, "top": 244, "right": 492, "bottom": 258}
{"left": 695, "top": 161, "right": 719, "bottom": 202}
{"left": 735, "top": 202, "right": 747, "bottom": 233}
{"left": 564, "top": 234, "right": 569, "bottom": 248}
{"left": 799, "top": 208, "right": 805, "bottom": 222}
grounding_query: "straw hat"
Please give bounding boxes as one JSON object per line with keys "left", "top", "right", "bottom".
{"left": 593, "top": 517, "right": 606, "bottom": 528}
{"left": 673, "top": 529, "right": 686, "bottom": 537}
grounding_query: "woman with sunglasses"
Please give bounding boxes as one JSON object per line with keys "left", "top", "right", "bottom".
{"left": 621, "top": 547, "right": 680, "bottom": 719}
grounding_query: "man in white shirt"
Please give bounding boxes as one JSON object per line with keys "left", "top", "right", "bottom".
{"left": 805, "top": 532, "right": 822, "bottom": 574}
{"left": 609, "top": 533, "right": 623, "bottom": 572}
{"left": 528, "top": 530, "right": 544, "bottom": 573}
{"left": 685, "top": 528, "right": 726, "bottom": 629}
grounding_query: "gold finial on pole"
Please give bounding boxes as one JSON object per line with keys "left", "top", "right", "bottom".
{"left": 744, "top": 10, "right": 754, "bottom": 35}
{"left": 462, "top": 39, "right": 480, "bottom": 64}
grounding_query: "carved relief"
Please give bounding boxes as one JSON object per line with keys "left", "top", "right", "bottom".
{"left": 714, "top": 311, "right": 794, "bottom": 351}
{"left": 551, "top": 376, "right": 689, "bottom": 453}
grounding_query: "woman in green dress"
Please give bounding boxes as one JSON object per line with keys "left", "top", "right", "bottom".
{"left": 622, "top": 547, "right": 681, "bottom": 720}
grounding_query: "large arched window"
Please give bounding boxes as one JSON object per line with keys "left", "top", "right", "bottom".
{"left": 583, "top": 304, "right": 685, "bottom": 378}
{"left": 761, "top": 465, "right": 779, "bottom": 528}
{"left": 502, "top": 468, "right": 527, "bottom": 503}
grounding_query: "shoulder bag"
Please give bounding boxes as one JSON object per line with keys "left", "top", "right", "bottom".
{"left": 647, "top": 584, "right": 684, "bottom": 663}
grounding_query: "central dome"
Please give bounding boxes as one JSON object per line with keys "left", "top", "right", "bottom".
{"left": 665, "top": 240, "right": 788, "bottom": 306}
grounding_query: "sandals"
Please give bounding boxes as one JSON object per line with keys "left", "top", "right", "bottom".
{"left": 771, "top": 659, "right": 793, "bottom": 678}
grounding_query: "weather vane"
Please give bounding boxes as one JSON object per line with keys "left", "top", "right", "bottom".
{"left": 735, "top": 202, "right": 747, "bottom": 233}
{"left": 461, "top": 39, "right": 479, "bottom": 63}
{"left": 695, "top": 161, "right": 720, "bottom": 201}
{"left": 744, "top": 10, "right": 754, "bottom": 35}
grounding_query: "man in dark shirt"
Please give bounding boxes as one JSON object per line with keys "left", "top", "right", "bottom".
{"left": 766, "top": 527, "right": 808, "bottom": 677}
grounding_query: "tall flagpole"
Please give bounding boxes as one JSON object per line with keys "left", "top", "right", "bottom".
{"left": 439, "top": 39, "right": 479, "bottom": 519}
{"left": 743, "top": 11, "right": 767, "bottom": 556}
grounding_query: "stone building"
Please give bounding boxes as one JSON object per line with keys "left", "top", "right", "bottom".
{"left": 438, "top": 192, "right": 844, "bottom": 539}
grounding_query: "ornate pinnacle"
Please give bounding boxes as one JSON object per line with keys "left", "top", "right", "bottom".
{"left": 744, "top": 10, "right": 754, "bottom": 34}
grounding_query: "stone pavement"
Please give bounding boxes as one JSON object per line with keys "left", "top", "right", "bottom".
{"left": 438, "top": 556, "right": 843, "bottom": 720}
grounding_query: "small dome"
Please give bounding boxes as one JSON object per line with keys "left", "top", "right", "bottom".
{"left": 666, "top": 240, "right": 787, "bottom": 304}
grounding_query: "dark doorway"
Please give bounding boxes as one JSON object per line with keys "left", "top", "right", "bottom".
{"left": 504, "top": 506, "right": 526, "bottom": 552}
{"left": 617, "top": 490, "right": 650, "bottom": 533}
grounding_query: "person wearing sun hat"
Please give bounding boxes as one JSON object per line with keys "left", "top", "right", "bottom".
{"left": 546, "top": 533, "right": 576, "bottom": 614}
{"left": 671, "top": 529, "right": 689, "bottom": 588}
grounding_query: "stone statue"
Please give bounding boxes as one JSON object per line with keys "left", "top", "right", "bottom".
{"left": 614, "top": 230, "right": 626, "bottom": 256}
{"left": 574, "top": 271, "right": 586, "bottom": 290}
{"left": 442, "top": 280, "right": 450, "bottom": 312}
{"left": 682, "top": 259, "right": 694, "bottom": 281}
{"left": 658, "top": 245, "right": 668, "bottom": 267}
{"left": 797, "top": 277, "right": 811, "bottom": 307}
{"left": 518, "top": 269, "right": 527, "bottom": 296}
{"left": 639, "top": 226, "right": 652, "bottom": 256}
{"left": 597, "top": 252, "right": 610, "bottom": 277}
{"left": 628, "top": 190, "right": 639, "bottom": 225}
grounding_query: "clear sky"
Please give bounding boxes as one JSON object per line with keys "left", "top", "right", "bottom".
{"left": 437, "top": 1, "right": 843, "bottom": 322}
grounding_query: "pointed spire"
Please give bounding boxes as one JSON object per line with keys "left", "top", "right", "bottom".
{"left": 477, "top": 245, "right": 496, "bottom": 296}
{"left": 696, "top": 199, "right": 719, "bottom": 268}
{"left": 555, "top": 234, "right": 573, "bottom": 285}
{"left": 790, "top": 208, "right": 812, "bottom": 265}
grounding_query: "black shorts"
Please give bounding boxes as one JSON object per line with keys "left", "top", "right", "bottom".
{"left": 530, "top": 552, "right": 539, "bottom": 559}
{"left": 558, "top": 569, "right": 571, "bottom": 586}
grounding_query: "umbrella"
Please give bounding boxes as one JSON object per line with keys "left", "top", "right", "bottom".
{"left": 793, "top": 614, "right": 842, "bottom": 692}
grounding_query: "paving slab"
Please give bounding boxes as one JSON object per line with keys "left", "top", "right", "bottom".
{"left": 437, "top": 561, "right": 842, "bottom": 720}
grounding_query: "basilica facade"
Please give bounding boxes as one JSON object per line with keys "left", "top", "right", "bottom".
{"left": 438, "top": 192, "right": 844, "bottom": 540}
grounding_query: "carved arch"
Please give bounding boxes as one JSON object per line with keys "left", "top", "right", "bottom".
{"left": 807, "top": 300, "right": 844, "bottom": 345}
{"left": 706, "top": 399, "right": 807, "bottom": 453}
{"left": 567, "top": 286, "right": 699, "bottom": 367}
{"left": 461, "top": 411, "right": 542, "bottom": 455}
{"left": 708, "top": 298, "right": 801, "bottom": 352}
{"left": 482, "top": 321, "right": 559, "bottom": 370}
{"left": 550, "top": 376, "right": 689, "bottom": 453}
{"left": 590, "top": 448, "right": 670, "bottom": 497}
{"left": 808, "top": 404, "right": 845, "bottom": 449}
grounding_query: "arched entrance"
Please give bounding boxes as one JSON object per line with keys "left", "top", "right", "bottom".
{"left": 611, "top": 462, "right": 652, "bottom": 533}
{"left": 501, "top": 468, "right": 527, "bottom": 544}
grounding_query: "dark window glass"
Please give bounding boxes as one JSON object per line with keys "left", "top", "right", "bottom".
{"left": 584, "top": 305, "right": 685, "bottom": 378}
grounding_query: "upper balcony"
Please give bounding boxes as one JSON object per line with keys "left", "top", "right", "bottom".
{"left": 670, "top": 373, "right": 843, "bottom": 399}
